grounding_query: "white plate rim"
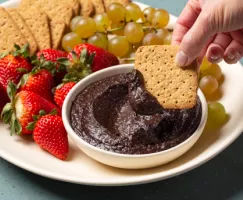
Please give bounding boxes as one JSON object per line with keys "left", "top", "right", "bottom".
{"left": 0, "top": 0, "right": 243, "bottom": 186}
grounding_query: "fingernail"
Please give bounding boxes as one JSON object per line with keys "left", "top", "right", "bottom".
{"left": 210, "top": 54, "right": 219, "bottom": 60}
{"left": 228, "top": 51, "right": 235, "bottom": 60}
{"left": 175, "top": 51, "right": 188, "bottom": 67}
{"left": 227, "top": 49, "right": 240, "bottom": 60}
{"left": 209, "top": 49, "right": 223, "bottom": 63}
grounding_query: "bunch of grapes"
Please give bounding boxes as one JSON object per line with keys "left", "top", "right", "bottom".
{"left": 199, "top": 58, "right": 227, "bottom": 130}
{"left": 62, "top": 2, "right": 172, "bottom": 58}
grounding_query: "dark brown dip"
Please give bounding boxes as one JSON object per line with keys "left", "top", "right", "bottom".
{"left": 70, "top": 70, "right": 202, "bottom": 155}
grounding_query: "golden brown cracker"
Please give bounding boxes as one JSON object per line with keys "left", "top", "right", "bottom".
{"left": 19, "top": 7, "right": 51, "bottom": 50}
{"left": 104, "top": 0, "right": 130, "bottom": 9}
{"left": 79, "top": 0, "right": 94, "bottom": 16}
{"left": 0, "top": 7, "right": 27, "bottom": 54}
{"left": 135, "top": 45, "right": 198, "bottom": 109}
{"left": 50, "top": 20, "right": 66, "bottom": 49}
{"left": 40, "top": 0, "right": 73, "bottom": 27}
{"left": 91, "top": 0, "right": 105, "bottom": 14}
{"left": 60, "top": 0, "right": 80, "bottom": 16}
{"left": 18, "top": 0, "right": 39, "bottom": 9}
{"left": 7, "top": 8, "right": 38, "bottom": 55}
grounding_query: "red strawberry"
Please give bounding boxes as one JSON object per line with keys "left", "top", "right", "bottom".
{"left": 18, "top": 69, "right": 54, "bottom": 102}
{"left": 54, "top": 82, "right": 76, "bottom": 108}
{"left": 0, "top": 84, "right": 9, "bottom": 114}
{"left": 68, "top": 44, "right": 119, "bottom": 72}
{"left": 37, "top": 49, "right": 68, "bottom": 84}
{"left": 1, "top": 83, "right": 60, "bottom": 135}
{"left": 0, "top": 47, "right": 32, "bottom": 92}
{"left": 32, "top": 114, "right": 69, "bottom": 160}
{"left": 37, "top": 49, "right": 68, "bottom": 62}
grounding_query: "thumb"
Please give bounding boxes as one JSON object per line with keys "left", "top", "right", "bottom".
{"left": 176, "top": 10, "right": 215, "bottom": 67}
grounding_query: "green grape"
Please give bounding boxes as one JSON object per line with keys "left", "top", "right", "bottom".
{"left": 142, "top": 7, "right": 156, "bottom": 23}
{"left": 125, "top": 3, "right": 142, "bottom": 22}
{"left": 201, "top": 63, "right": 223, "bottom": 81}
{"left": 62, "top": 32, "right": 83, "bottom": 52}
{"left": 152, "top": 9, "right": 170, "bottom": 28}
{"left": 124, "top": 22, "right": 144, "bottom": 44}
{"left": 156, "top": 28, "right": 169, "bottom": 42}
{"left": 88, "top": 33, "right": 108, "bottom": 49}
{"left": 199, "top": 75, "right": 219, "bottom": 95}
{"left": 94, "top": 13, "right": 111, "bottom": 32}
{"left": 108, "top": 36, "right": 130, "bottom": 57}
{"left": 207, "top": 102, "right": 227, "bottom": 129}
{"left": 74, "top": 17, "right": 96, "bottom": 39}
{"left": 143, "top": 33, "right": 163, "bottom": 45}
{"left": 107, "top": 3, "right": 126, "bottom": 24}
{"left": 163, "top": 31, "right": 172, "bottom": 45}
{"left": 200, "top": 57, "right": 212, "bottom": 71}
{"left": 70, "top": 16, "right": 83, "bottom": 32}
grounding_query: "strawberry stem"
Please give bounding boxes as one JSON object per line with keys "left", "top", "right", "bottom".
{"left": 59, "top": 49, "right": 94, "bottom": 83}
{"left": 1, "top": 103, "right": 12, "bottom": 124}
{"left": 31, "top": 54, "right": 57, "bottom": 75}
{"left": 12, "top": 44, "right": 30, "bottom": 58}
{"left": 26, "top": 109, "right": 56, "bottom": 131}
{"left": 7, "top": 82, "right": 17, "bottom": 101}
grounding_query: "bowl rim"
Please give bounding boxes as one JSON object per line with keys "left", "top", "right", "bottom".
{"left": 62, "top": 64, "right": 208, "bottom": 159}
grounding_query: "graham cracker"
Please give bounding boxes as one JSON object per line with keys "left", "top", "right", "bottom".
{"left": 0, "top": 7, "right": 27, "bottom": 54}
{"left": 60, "top": 0, "right": 80, "bottom": 16}
{"left": 103, "top": 0, "right": 130, "bottom": 9}
{"left": 18, "top": 7, "right": 51, "bottom": 50}
{"left": 40, "top": 0, "right": 73, "bottom": 27}
{"left": 50, "top": 20, "right": 66, "bottom": 49}
{"left": 18, "top": 0, "right": 39, "bottom": 9}
{"left": 7, "top": 8, "right": 38, "bottom": 55}
{"left": 79, "top": 0, "right": 94, "bottom": 16}
{"left": 91, "top": 0, "right": 105, "bottom": 14}
{"left": 135, "top": 45, "right": 198, "bottom": 109}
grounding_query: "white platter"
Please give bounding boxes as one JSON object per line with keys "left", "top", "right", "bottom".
{"left": 1, "top": 0, "right": 243, "bottom": 186}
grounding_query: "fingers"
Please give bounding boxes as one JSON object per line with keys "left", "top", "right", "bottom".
{"left": 172, "top": 0, "right": 201, "bottom": 45}
{"left": 176, "top": 10, "right": 215, "bottom": 67}
{"left": 206, "top": 33, "right": 232, "bottom": 63}
{"left": 224, "top": 41, "right": 243, "bottom": 64}
{"left": 197, "top": 35, "right": 216, "bottom": 64}
{"left": 223, "top": 30, "right": 243, "bottom": 64}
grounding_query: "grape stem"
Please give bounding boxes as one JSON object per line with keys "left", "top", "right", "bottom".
{"left": 107, "top": 27, "right": 124, "bottom": 34}
{"left": 143, "top": 26, "right": 157, "bottom": 32}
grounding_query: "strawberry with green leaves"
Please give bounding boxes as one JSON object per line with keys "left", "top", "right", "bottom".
{"left": 0, "top": 44, "right": 32, "bottom": 113}
{"left": 53, "top": 49, "right": 95, "bottom": 108}
{"left": 67, "top": 44, "right": 119, "bottom": 72}
{"left": 36, "top": 49, "right": 68, "bottom": 84}
{"left": 1, "top": 82, "right": 60, "bottom": 135}
{"left": 18, "top": 69, "right": 54, "bottom": 102}
{"left": 0, "top": 44, "right": 32, "bottom": 92}
{"left": 27, "top": 110, "right": 69, "bottom": 160}
{"left": 58, "top": 48, "right": 95, "bottom": 83}
{"left": 54, "top": 48, "right": 97, "bottom": 108}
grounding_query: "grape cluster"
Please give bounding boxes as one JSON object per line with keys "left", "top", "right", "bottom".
{"left": 62, "top": 2, "right": 172, "bottom": 58}
{"left": 199, "top": 58, "right": 227, "bottom": 130}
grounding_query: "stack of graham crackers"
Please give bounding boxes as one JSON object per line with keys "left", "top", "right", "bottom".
{"left": 0, "top": 0, "right": 130, "bottom": 55}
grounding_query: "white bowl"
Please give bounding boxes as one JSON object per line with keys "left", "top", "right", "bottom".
{"left": 62, "top": 64, "right": 208, "bottom": 169}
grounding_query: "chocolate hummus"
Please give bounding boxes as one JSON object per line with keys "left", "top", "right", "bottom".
{"left": 70, "top": 70, "right": 202, "bottom": 155}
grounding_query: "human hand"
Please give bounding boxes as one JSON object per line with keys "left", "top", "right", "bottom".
{"left": 172, "top": 0, "right": 243, "bottom": 66}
